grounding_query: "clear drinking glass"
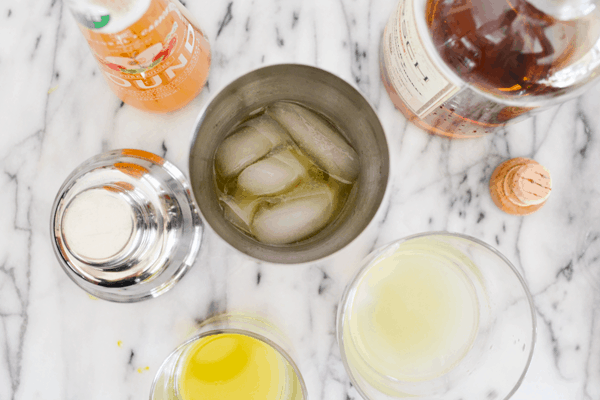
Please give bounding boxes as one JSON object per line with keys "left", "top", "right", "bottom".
{"left": 337, "top": 232, "right": 536, "bottom": 399}
{"left": 150, "top": 314, "right": 308, "bottom": 400}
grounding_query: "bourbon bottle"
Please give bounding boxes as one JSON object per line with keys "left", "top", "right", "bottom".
{"left": 381, "top": 0, "right": 600, "bottom": 137}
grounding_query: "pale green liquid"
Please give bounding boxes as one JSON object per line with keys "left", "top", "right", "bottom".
{"left": 344, "top": 243, "right": 480, "bottom": 391}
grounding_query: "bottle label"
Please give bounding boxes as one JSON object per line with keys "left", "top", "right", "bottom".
{"left": 383, "top": 0, "right": 459, "bottom": 118}
{"left": 77, "top": 0, "right": 210, "bottom": 102}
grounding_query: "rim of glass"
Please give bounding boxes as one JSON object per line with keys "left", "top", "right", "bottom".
{"left": 336, "top": 231, "right": 537, "bottom": 400}
{"left": 149, "top": 328, "right": 309, "bottom": 400}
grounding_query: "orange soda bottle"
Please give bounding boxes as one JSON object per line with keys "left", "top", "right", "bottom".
{"left": 68, "top": 0, "right": 211, "bottom": 113}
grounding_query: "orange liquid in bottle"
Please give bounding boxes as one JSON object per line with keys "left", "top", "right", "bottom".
{"left": 77, "top": 0, "right": 211, "bottom": 113}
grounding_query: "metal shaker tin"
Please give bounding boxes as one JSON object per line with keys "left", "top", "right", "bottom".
{"left": 51, "top": 149, "right": 202, "bottom": 302}
{"left": 188, "top": 64, "right": 390, "bottom": 264}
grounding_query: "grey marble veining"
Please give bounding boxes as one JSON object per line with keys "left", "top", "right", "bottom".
{"left": 1, "top": 0, "right": 600, "bottom": 399}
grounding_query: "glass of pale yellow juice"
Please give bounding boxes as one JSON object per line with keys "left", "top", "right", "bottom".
{"left": 337, "top": 232, "right": 536, "bottom": 399}
{"left": 150, "top": 314, "right": 307, "bottom": 400}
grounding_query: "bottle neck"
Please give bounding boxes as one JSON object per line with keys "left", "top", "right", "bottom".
{"left": 66, "top": 0, "right": 152, "bottom": 33}
{"left": 525, "top": 0, "right": 599, "bottom": 20}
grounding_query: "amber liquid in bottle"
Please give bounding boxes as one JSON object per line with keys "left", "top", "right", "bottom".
{"left": 382, "top": 0, "right": 599, "bottom": 137}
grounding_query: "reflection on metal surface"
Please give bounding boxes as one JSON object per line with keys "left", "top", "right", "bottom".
{"left": 51, "top": 149, "right": 202, "bottom": 302}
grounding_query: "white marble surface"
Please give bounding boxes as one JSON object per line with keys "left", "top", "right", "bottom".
{"left": 1, "top": 0, "right": 600, "bottom": 399}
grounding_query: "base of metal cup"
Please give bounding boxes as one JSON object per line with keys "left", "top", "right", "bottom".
{"left": 51, "top": 149, "right": 203, "bottom": 303}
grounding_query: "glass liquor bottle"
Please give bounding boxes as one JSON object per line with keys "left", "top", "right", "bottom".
{"left": 381, "top": 0, "right": 600, "bottom": 137}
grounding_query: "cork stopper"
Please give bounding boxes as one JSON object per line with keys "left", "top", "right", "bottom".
{"left": 490, "top": 158, "right": 551, "bottom": 215}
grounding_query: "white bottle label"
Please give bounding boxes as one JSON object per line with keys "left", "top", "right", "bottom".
{"left": 383, "top": 0, "right": 459, "bottom": 117}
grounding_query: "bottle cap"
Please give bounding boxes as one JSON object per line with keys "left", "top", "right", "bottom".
{"left": 51, "top": 149, "right": 202, "bottom": 302}
{"left": 489, "top": 157, "right": 551, "bottom": 215}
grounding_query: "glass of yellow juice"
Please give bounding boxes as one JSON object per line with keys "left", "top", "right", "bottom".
{"left": 150, "top": 314, "right": 307, "bottom": 400}
{"left": 337, "top": 232, "right": 536, "bottom": 399}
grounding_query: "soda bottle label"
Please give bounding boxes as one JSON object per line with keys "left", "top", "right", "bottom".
{"left": 383, "top": 0, "right": 459, "bottom": 117}
{"left": 77, "top": 0, "right": 210, "bottom": 105}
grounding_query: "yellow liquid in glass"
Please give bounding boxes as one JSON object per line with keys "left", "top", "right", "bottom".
{"left": 178, "top": 333, "right": 299, "bottom": 400}
{"left": 346, "top": 244, "right": 480, "bottom": 384}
